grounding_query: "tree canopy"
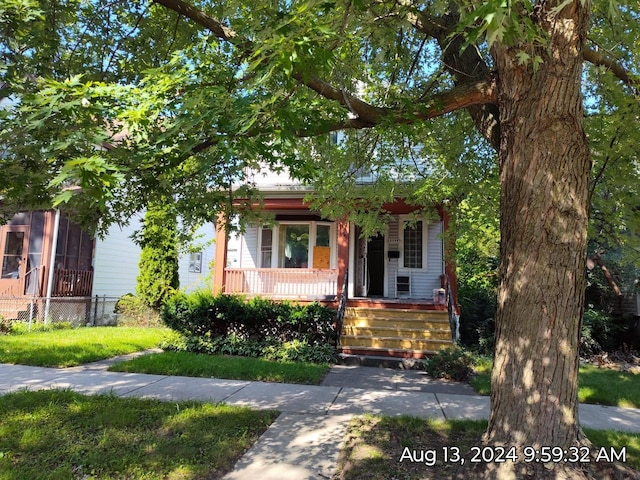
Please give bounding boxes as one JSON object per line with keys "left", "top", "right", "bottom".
{"left": 0, "top": 1, "right": 636, "bottom": 236}
{"left": 1, "top": 0, "right": 639, "bottom": 477}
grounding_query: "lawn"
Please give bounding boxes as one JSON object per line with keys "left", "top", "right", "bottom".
{"left": 0, "top": 389, "right": 277, "bottom": 480}
{"left": 335, "top": 415, "right": 640, "bottom": 479}
{"left": 0, "top": 327, "right": 170, "bottom": 367}
{"left": 470, "top": 358, "right": 640, "bottom": 408}
{"left": 109, "top": 350, "right": 332, "bottom": 385}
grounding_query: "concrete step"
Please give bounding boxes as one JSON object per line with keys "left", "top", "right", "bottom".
{"left": 338, "top": 345, "right": 451, "bottom": 359}
{"left": 341, "top": 325, "right": 451, "bottom": 340}
{"left": 344, "top": 307, "right": 448, "bottom": 322}
{"left": 340, "top": 335, "right": 453, "bottom": 351}
{"left": 342, "top": 316, "right": 450, "bottom": 330}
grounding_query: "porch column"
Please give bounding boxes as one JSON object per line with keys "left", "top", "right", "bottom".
{"left": 337, "top": 217, "right": 349, "bottom": 298}
{"left": 437, "top": 205, "right": 459, "bottom": 314}
{"left": 212, "top": 214, "right": 228, "bottom": 295}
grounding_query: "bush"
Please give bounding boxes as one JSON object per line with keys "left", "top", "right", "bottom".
{"left": 8, "top": 321, "right": 74, "bottom": 335}
{"left": 136, "top": 201, "right": 180, "bottom": 309}
{"left": 114, "top": 294, "right": 163, "bottom": 327}
{"left": 424, "top": 345, "right": 476, "bottom": 381}
{"left": 161, "top": 333, "right": 336, "bottom": 364}
{"left": 0, "top": 315, "right": 11, "bottom": 335}
{"left": 161, "top": 292, "right": 337, "bottom": 346}
{"left": 580, "top": 307, "right": 629, "bottom": 355}
{"left": 161, "top": 290, "right": 217, "bottom": 336}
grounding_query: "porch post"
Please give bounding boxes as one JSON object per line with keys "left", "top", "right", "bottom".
{"left": 337, "top": 217, "right": 349, "bottom": 299}
{"left": 44, "top": 209, "right": 61, "bottom": 324}
{"left": 212, "top": 214, "right": 228, "bottom": 295}
{"left": 437, "top": 205, "right": 459, "bottom": 314}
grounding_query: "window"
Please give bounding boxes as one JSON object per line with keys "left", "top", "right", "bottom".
{"left": 279, "top": 224, "right": 309, "bottom": 268}
{"left": 189, "top": 252, "right": 202, "bottom": 273}
{"left": 403, "top": 220, "right": 423, "bottom": 269}
{"left": 260, "top": 222, "right": 334, "bottom": 269}
{"left": 260, "top": 228, "right": 273, "bottom": 267}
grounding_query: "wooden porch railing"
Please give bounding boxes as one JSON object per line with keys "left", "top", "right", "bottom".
{"left": 52, "top": 269, "right": 94, "bottom": 297}
{"left": 224, "top": 268, "right": 338, "bottom": 300}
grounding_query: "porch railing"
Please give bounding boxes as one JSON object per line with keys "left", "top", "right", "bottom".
{"left": 445, "top": 274, "right": 460, "bottom": 342}
{"left": 224, "top": 268, "right": 338, "bottom": 300}
{"left": 52, "top": 269, "right": 94, "bottom": 297}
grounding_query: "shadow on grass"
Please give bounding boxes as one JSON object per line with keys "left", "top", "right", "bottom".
{"left": 0, "top": 389, "right": 277, "bottom": 479}
{"left": 468, "top": 361, "right": 640, "bottom": 408}
{"left": 336, "top": 416, "right": 640, "bottom": 479}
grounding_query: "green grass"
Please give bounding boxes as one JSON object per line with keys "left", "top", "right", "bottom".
{"left": 469, "top": 359, "right": 640, "bottom": 408}
{"left": 0, "top": 389, "right": 277, "bottom": 480}
{"left": 109, "top": 350, "right": 332, "bottom": 385}
{"left": 336, "top": 415, "right": 640, "bottom": 479}
{"left": 0, "top": 327, "right": 170, "bottom": 367}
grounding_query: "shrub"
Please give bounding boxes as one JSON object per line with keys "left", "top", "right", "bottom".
{"left": 262, "top": 340, "right": 337, "bottom": 364}
{"left": 136, "top": 201, "right": 180, "bottom": 309}
{"left": 114, "top": 294, "right": 163, "bottom": 327}
{"left": 8, "top": 321, "right": 74, "bottom": 335}
{"left": 0, "top": 315, "right": 11, "bottom": 335}
{"left": 161, "top": 333, "right": 336, "bottom": 364}
{"left": 424, "top": 345, "right": 476, "bottom": 381}
{"left": 161, "top": 290, "right": 216, "bottom": 336}
{"left": 161, "top": 292, "right": 337, "bottom": 346}
{"left": 580, "top": 307, "right": 629, "bottom": 355}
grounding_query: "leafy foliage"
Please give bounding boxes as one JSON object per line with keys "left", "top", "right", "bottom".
{"left": 114, "top": 293, "right": 164, "bottom": 327}
{"left": 136, "top": 200, "right": 180, "bottom": 309}
{"left": 161, "top": 291, "right": 337, "bottom": 346}
{"left": 424, "top": 345, "right": 476, "bottom": 381}
{"left": 161, "top": 333, "right": 337, "bottom": 364}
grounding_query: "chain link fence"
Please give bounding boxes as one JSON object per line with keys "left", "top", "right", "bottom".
{"left": 0, "top": 296, "right": 162, "bottom": 328}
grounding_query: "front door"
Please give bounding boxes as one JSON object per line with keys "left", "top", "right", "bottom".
{"left": 367, "top": 234, "right": 385, "bottom": 296}
{"left": 0, "top": 226, "right": 29, "bottom": 296}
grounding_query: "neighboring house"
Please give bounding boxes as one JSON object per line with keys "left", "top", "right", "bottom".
{"left": 212, "top": 172, "right": 459, "bottom": 358}
{"left": 0, "top": 209, "right": 214, "bottom": 324}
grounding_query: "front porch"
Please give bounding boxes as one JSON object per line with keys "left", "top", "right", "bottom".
{"left": 224, "top": 268, "right": 338, "bottom": 300}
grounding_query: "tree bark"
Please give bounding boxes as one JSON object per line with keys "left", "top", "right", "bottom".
{"left": 483, "top": 1, "right": 594, "bottom": 478}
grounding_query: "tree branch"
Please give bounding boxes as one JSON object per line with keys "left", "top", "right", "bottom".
{"left": 152, "top": 0, "right": 497, "bottom": 151}
{"left": 583, "top": 47, "right": 638, "bottom": 89}
{"left": 152, "top": 0, "right": 237, "bottom": 42}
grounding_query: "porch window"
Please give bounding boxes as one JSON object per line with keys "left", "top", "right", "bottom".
{"left": 403, "top": 220, "right": 423, "bottom": 269}
{"left": 279, "top": 224, "right": 309, "bottom": 268}
{"left": 259, "top": 222, "right": 334, "bottom": 269}
{"left": 260, "top": 228, "right": 273, "bottom": 267}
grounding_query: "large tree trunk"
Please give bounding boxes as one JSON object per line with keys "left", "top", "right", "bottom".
{"left": 482, "top": 2, "right": 593, "bottom": 478}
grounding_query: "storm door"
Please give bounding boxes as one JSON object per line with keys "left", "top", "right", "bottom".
{"left": 0, "top": 226, "right": 29, "bottom": 295}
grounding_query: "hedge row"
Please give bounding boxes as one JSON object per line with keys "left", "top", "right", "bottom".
{"left": 161, "top": 291, "right": 337, "bottom": 346}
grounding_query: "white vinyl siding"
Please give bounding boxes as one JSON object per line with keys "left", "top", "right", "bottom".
{"left": 92, "top": 216, "right": 143, "bottom": 297}
{"left": 177, "top": 223, "right": 216, "bottom": 292}
{"left": 389, "top": 218, "right": 444, "bottom": 300}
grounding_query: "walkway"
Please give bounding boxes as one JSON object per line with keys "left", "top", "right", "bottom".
{"left": 0, "top": 358, "right": 639, "bottom": 479}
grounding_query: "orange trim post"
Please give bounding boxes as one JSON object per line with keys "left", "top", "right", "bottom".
{"left": 337, "top": 217, "right": 349, "bottom": 299}
{"left": 212, "top": 214, "right": 228, "bottom": 295}
{"left": 437, "top": 205, "right": 459, "bottom": 314}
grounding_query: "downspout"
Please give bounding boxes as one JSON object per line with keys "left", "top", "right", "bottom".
{"left": 44, "top": 209, "right": 61, "bottom": 324}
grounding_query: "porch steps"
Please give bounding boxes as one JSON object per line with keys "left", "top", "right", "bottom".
{"left": 339, "top": 307, "right": 453, "bottom": 358}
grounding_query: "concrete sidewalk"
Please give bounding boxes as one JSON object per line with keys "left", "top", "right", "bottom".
{"left": 1, "top": 361, "right": 639, "bottom": 479}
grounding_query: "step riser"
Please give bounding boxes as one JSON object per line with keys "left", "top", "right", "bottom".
{"left": 342, "top": 326, "right": 451, "bottom": 340}
{"left": 345, "top": 308, "right": 448, "bottom": 322}
{"left": 341, "top": 336, "right": 452, "bottom": 351}
{"left": 343, "top": 318, "right": 449, "bottom": 330}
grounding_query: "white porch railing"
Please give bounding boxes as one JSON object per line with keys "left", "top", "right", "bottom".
{"left": 224, "top": 268, "right": 338, "bottom": 300}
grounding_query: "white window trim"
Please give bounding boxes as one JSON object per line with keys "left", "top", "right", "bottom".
{"left": 399, "top": 216, "right": 428, "bottom": 272}
{"left": 258, "top": 221, "right": 336, "bottom": 269}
